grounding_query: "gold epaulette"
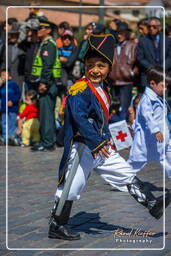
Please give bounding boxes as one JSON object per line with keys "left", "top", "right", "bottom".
{"left": 68, "top": 80, "right": 88, "bottom": 96}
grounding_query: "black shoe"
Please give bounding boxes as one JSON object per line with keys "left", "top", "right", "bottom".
{"left": 48, "top": 219, "right": 80, "bottom": 240}
{"left": 149, "top": 190, "right": 171, "bottom": 219}
{"left": 31, "top": 144, "right": 55, "bottom": 152}
{"left": 31, "top": 144, "right": 45, "bottom": 151}
{"left": 127, "top": 177, "right": 171, "bottom": 220}
{"left": 45, "top": 146, "right": 56, "bottom": 152}
{"left": 8, "top": 137, "right": 16, "bottom": 146}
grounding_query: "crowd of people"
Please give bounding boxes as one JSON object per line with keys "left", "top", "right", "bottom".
{"left": 0, "top": 6, "right": 171, "bottom": 152}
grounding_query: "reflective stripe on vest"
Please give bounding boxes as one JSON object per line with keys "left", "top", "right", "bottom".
{"left": 31, "top": 39, "right": 61, "bottom": 79}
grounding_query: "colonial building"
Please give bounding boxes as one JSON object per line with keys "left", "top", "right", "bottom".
{"left": 0, "top": 0, "right": 169, "bottom": 27}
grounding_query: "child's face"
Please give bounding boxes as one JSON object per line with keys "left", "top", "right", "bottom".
{"left": 150, "top": 80, "right": 167, "bottom": 96}
{"left": 25, "top": 96, "right": 33, "bottom": 105}
{"left": 85, "top": 57, "right": 110, "bottom": 84}
{"left": 62, "top": 36, "right": 72, "bottom": 47}
{"left": 117, "top": 31, "right": 127, "bottom": 42}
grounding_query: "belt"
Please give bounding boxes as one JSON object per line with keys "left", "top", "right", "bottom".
{"left": 73, "top": 135, "right": 85, "bottom": 144}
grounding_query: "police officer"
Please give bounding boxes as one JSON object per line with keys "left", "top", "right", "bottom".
{"left": 31, "top": 20, "right": 61, "bottom": 151}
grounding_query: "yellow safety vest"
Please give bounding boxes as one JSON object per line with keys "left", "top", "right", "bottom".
{"left": 31, "top": 39, "right": 61, "bottom": 81}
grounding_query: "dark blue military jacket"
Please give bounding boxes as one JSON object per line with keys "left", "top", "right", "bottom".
{"left": 58, "top": 79, "right": 111, "bottom": 184}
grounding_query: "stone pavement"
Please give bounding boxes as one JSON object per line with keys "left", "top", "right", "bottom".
{"left": 0, "top": 145, "right": 171, "bottom": 256}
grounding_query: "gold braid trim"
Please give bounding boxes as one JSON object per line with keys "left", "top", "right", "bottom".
{"left": 92, "top": 140, "right": 108, "bottom": 153}
{"left": 57, "top": 174, "right": 65, "bottom": 185}
{"left": 68, "top": 81, "right": 87, "bottom": 96}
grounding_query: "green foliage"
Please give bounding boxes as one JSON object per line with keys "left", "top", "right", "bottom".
{"left": 74, "top": 28, "right": 85, "bottom": 43}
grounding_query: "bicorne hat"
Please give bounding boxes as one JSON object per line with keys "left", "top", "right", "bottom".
{"left": 85, "top": 34, "right": 117, "bottom": 65}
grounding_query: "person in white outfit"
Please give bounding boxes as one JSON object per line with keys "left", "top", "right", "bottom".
{"left": 128, "top": 67, "right": 171, "bottom": 178}
{"left": 48, "top": 37, "right": 171, "bottom": 241}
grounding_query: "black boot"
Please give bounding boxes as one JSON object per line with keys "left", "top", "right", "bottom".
{"left": 48, "top": 200, "right": 80, "bottom": 240}
{"left": 127, "top": 177, "right": 171, "bottom": 219}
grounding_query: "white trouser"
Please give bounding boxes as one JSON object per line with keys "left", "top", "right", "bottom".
{"left": 55, "top": 143, "right": 136, "bottom": 201}
{"left": 127, "top": 157, "right": 171, "bottom": 179}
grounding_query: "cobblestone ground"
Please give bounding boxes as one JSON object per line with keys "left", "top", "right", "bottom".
{"left": 0, "top": 145, "right": 171, "bottom": 256}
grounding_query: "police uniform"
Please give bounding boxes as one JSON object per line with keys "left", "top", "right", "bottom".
{"left": 31, "top": 21, "right": 61, "bottom": 151}
{"left": 48, "top": 35, "right": 171, "bottom": 241}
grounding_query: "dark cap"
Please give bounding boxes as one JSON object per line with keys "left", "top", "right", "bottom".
{"left": 117, "top": 22, "right": 131, "bottom": 32}
{"left": 85, "top": 34, "right": 117, "bottom": 65}
{"left": 38, "top": 20, "right": 57, "bottom": 30}
{"left": 8, "top": 23, "right": 20, "bottom": 34}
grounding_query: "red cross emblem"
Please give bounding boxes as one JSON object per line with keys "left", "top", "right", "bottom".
{"left": 116, "top": 130, "right": 127, "bottom": 142}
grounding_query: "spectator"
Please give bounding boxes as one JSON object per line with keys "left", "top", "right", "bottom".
{"left": 166, "top": 25, "right": 171, "bottom": 38}
{"left": 109, "top": 97, "right": 128, "bottom": 124}
{"left": 59, "top": 30, "right": 78, "bottom": 90}
{"left": 127, "top": 94, "right": 141, "bottom": 135}
{"left": 0, "top": 34, "right": 4, "bottom": 72}
{"left": 56, "top": 21, "right": 77, "bottom": 48}
{"left": 0, "top": 69, "right": 21, "bottom": 145}
{"left": 108, "top": 18, "right": 122, "bottom": 40}
{"left": 83, "top": 22, "right": 97, "bottom": 40}
{"left": 130, "top": 32, "right": 138, "bottom": 44}
{"left": 109, "top": 22, "right": 139, "bottom": 110}
{"left": 17, "top": 90, "right": 40, "bottom": 147}
{"left": 0, "top": 18, "right": 18, "bottom": 72}
{"left": 137, "top": 18, "right": 149, "bottom": 37}
{"left": 4, "top": 23, "right": 25, "bottom": 90}
{"left": 2, "top": 18, "right": 18, "bottom": 33}
{"left": 19, "top": 19, "right": 40, "bottom": 91}
{"left": 30, "top": 20, "right": 61, "bottom": 152}
{"left": 25, "top": 1, "right": 46, "bottom": 22}
{"left": 137, "top": 17, "right": 171, "bottom": 88}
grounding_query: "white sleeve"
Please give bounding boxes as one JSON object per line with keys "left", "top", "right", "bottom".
{"left": 139, "top": 97, "right": 160, "bottom": 134}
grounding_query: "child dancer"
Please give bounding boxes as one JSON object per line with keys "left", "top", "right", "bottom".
{"left": 48, "top": 35, "right": 171, "bottom": 241}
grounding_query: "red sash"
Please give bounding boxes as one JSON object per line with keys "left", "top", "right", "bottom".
{"left": 79, "top": 78, "right": 111, "bottom": 121}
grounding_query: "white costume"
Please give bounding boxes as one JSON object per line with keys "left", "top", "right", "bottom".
{"left": 128, "top": 87, "right": 171, "bottom": 178}
{"left": 56, "top": 143, "right": 137, "bottom": 200}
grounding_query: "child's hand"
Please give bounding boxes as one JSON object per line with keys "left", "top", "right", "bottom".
{"left": 60, "top": 56, "right": 68, "bottom": 62}
{"left": 16, "top": 128, "right": 22, "bottom": 135}
{"left": 154, "top": 131, "right": 164, "bottom": 142}
{"left": 93, "top": 144, "right": 111, "bottom": 160}
{"left": 128, "top": 106, "right": 135, "bottom": 124}
{"left": 8, "top": 100, "right": 13, "bottom": 107}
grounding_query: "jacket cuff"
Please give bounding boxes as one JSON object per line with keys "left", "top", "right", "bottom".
{"left": 91, "top": 140, "right": 108, "bottom": 154}
{"left": 151, "top": 127, "right": 160, "bottom": 134}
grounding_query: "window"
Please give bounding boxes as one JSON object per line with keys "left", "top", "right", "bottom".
{"left": 113, "top": 10, "right": 121, "bottom": 15}
{"left": 132, "top": 10, "right": 140, "bottom": 17}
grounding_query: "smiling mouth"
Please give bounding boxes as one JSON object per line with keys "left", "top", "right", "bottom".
{"left": 90, "top": 75, "right": 101, "bottom": 79}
